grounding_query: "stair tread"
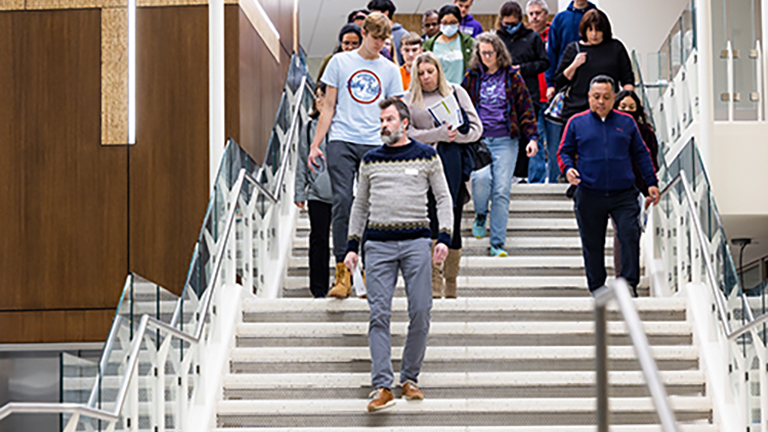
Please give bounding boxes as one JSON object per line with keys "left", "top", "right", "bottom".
{"left": 222, "top": 370, "right": 705, "bottom": 388}
{"left": 217, "top": 396, "right": 711, "bottom": 414}
{"left": 243, "top": 297, "right": 686, "bottom": 313}
{"left": 236, "top": 321, "right": 691, "bottom": 337}
{"left": 229, "top": 345, "right": 698, "bottom": 362}
{"left": 215, "top": 426, "right": 718, "bottom": 432}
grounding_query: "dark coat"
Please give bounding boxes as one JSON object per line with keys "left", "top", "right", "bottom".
{"left": 497, "top": 26, "right": 550, "bottom": 104}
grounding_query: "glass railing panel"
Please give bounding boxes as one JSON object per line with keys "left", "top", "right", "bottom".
{"left": 91, "top": 317, "right": 132, "bottom": 414}
{"left": 262, "top": 94, "right": 290, "bottom": 183}
{"left": 731, "top": 0, "right": 760, "bottom": 121}
{"left": 60, "top": 353, "right": 99, "bottom": 430}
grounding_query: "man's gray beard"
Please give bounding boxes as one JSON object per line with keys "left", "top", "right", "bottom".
{"left": 381, "top": 125, "right": 404, "bottom": 145}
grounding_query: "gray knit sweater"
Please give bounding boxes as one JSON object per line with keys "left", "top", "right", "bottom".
{"left": 346, "top": 139, "right": 454, "bottom": 253}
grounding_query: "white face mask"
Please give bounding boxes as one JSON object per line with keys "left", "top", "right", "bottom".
{"left": 440, "top": 24, "right": 459, "bottom": 37}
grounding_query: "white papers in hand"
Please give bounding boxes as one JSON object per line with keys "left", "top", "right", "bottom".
{"left": 427, "top": 94, "right": 464, "bottom": 130}
{"left": 353, "top": 263, "right": 367, "bottom": 297}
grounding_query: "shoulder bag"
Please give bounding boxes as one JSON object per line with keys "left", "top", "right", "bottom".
{"left": 544, "top": 42, "right": 580, "bottom": 123}
{"left": 450, "top": 86, "right": 492, "bottom": 171}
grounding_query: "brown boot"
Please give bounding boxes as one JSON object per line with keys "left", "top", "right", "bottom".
{"left": 431, "top": 240, "right": 444, "bottom": 298}
{"left": 443, "top": 248, "right": 461, "bottom": 299}
{"left": 328, "top": 262, "right": 351, "bottom": 298}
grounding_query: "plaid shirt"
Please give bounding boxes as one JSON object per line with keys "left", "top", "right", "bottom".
{"left": 462, "top": 66, "right": 539, "bottom": 142}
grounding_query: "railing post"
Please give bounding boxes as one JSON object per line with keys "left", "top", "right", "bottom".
{"left": 756, "top": 40, "right": 764, "bottom": 121}
{"left": 727, "top": 40, "right": 735, "bottom": 121}
{"left": 243, "top": 203, "right": 254, "bottom": 293}
{"left": 595, "top": 299, "right": 609, "bottom": 432}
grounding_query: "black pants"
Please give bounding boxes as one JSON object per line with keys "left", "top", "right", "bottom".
{"left": 428, "top": 186, "right": 466, "bottom": 250}
{"left": 308, "top": 200, "right": 332, "bottom": 298}
{"left": 573, "top": 187, "right": 641, "bottom": 292}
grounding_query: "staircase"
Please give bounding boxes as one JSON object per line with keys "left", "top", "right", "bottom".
{"left": 215, "top": 183, "right": 715, "bottom": 431}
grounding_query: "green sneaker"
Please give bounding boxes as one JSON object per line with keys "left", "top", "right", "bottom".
{"left": 490, "top": 246, "right": 508, "bottom": 257}
{"left": 472, "top": 214, "right": 487, "bottom": 238}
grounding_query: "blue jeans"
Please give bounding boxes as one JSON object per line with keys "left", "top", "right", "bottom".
{"left": 471, "top": 136, "right": 518, "bottom": 249}
{"left": 528, "top": 105, "right": 548, "bottom": 183}
{"left": 544, "top": 119, "right": 564, "bottom": 183}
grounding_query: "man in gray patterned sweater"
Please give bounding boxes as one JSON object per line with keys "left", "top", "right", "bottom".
{"left": 344, "top": 97, "right": 454, "bottom": 412}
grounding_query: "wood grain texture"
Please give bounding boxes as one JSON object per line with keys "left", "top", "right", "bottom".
{"left": 0, "top": 9, "right": 128, "bottom": 314}
{"left": 26, "top": 0, "right": 126, "bottom": 9}
{"left": 0, "top": 309, "right": 115, "bottom": 343}
{"left": 227, "top": 4, "right": 290, "bottom": 164}
{"left": 129, "top": 5, "right": 209, "bottom": 295}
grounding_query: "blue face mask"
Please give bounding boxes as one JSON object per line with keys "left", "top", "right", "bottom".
{"left": 440, "top": 24, "right": 459, "bottom": 37}
{"left": 504, "top": 22, "right": 523, "bottom": 35}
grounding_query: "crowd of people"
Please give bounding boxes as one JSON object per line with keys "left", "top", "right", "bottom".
{"left": 294, "top": 0, "right": 661, "bottom": 412}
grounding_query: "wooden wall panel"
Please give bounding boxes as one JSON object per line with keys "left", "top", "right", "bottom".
{"left": 0, "top": 9, "right": 128, "bottom": 315}
{"left": 228, "top": 5, "right": 290, "bottom": 164}
{"left": 129, "top": 6, "right": 210, "bottom": 295}
{"left": 0, "top": 0, "right": 295, "bottom": 343}
{"left": 0, "top": 310, "right": 115, "bottom": 343}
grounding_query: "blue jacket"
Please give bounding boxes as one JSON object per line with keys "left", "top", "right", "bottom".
{"left": 557, "top": 109, "right": 658, "bottom": 195}
{"left": 545, "top": 1, "right": 597, "bottom": 86}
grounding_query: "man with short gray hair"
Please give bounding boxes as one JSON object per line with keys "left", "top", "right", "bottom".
{"left": 557, "top": 76, "right": 659, "bottom": 297}
{"left": 525, "top": 0, "right": 556, "bottom": 183}
{"left": 345, "top": 97, "right": 453, "bottom": 412}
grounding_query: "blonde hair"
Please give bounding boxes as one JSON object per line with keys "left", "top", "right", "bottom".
{"left": 469, "top": 32, "right": 513, "bottom": 72}
{"left": 363, "top": 12, "right": 392, "bottom": 39}
{"left": 407, "top": 52, "right": 453, "bottom": 107}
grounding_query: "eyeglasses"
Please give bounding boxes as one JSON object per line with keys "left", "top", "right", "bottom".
{"left": 424, "top": 23, "right": 439, "bottom": 28}
{"left": 480, "top": 50, "right": 496, "bottom": 57}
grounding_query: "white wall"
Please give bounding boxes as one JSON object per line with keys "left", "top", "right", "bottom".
{"left": 599, "top": 0, "right": 690, "bottom": 79}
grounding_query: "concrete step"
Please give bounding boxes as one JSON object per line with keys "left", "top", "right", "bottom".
{"left": 221, "top": 370, "right": 705, "bottom": 399}
{"left": 216, "top": 396, "right": 711, "bottom": 427}
{"left": 214, "top": 426, "right": 719, "bottom": 432}
{"left": 286, "top": 256, "right": 610, "bottom": 279}
{"left": 234, "top": 320, "right": 691, "bottom": 348}
{"left": 290, "top": 236, "right": 610, "bottom": 258}
{"left": 281, "top": 276, "right": 651, "bottom": 298}
{"left": 229, "top": 345, "right": 699, "bottom": 373}
{"left": 241, "top": 297, "right": 686, "bottom": 323}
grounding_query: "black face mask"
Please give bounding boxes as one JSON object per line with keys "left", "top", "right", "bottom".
{"left": 622, "top": 109, "right": 642, "bottom": 122}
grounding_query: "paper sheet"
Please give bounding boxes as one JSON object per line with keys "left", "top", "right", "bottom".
{"left": 427, "top": 94, "right": 464, "bottom": 130}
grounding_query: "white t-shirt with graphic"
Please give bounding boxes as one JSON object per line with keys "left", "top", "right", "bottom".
{"left": 320, "top": 51, "right": 404, "bottom": 145}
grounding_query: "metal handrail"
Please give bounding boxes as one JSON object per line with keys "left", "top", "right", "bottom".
{"left": 0, "top": 71, "right": 310, "bottom": 427}
{"left": 594, "top": 278, "right": 679, "bottom": 432}
{"left": 659, "top": 170, "right": 768, "bottom": 340}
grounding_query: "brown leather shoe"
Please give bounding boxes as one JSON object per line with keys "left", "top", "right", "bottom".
{"left": 400, "top": 380, "right": 424, "bottom": 400}
{"left": 367, "top": 387, "right": 395, "bottom": 412}
{"left": 328, "top": 262, "right": 351, "bottom": 298}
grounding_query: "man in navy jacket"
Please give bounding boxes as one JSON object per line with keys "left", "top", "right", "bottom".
{"left": 545, "top": 0, "right": 596, "bottom": 101}
{"left": 557, "top": 75, "right": 660, "bottom": 295}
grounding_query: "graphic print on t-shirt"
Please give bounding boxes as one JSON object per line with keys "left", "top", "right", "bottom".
{"left": 480, "top": 80, "right": 505, "bottom": 106}
{"left": 348, "top": 70, "right": 382, "bottom": 104}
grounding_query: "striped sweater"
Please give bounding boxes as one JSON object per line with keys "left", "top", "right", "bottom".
{"left": 346, "top": 140, "right": 454, "bottom": 253}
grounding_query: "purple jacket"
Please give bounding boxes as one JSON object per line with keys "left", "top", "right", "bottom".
{"left": 460, "top": 14, "right": 483, "bottom": 38}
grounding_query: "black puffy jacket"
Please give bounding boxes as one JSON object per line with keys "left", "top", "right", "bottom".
{"left": 497, "top": 27, "right": 550, "bottom": 105}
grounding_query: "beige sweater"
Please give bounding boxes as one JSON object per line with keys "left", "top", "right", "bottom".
{"left": 404, "top": 84, "right": 483, "bottom": 146}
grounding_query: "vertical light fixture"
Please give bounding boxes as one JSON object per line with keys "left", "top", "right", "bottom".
{"left": 210, "top": 0, "right": 225, "bottom": 188}
{"left": 127, "top": 0, "right": 137, "bottom": 144}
